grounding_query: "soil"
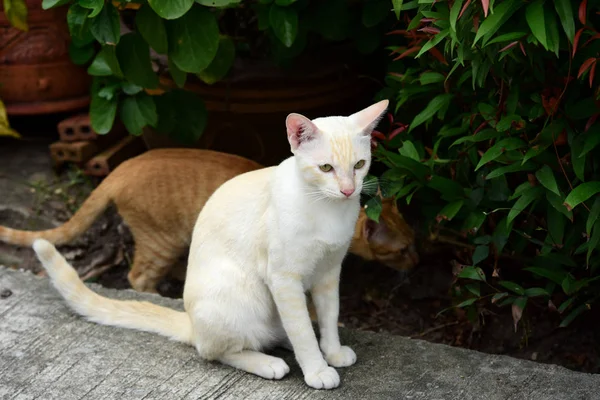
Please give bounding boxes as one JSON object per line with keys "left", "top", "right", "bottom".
{"left": 2, "top": 116, "right": 599, "bottom": 375}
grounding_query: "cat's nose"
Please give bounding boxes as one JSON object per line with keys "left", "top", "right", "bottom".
{"left": 340, "top": 188, "right": 355, "bottom": 197}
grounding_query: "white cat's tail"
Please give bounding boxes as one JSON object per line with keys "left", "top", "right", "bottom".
{"left": 33, "top": 239, "right": 193, "bottom": 344}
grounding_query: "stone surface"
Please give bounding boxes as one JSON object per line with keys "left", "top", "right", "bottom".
{"left": 0, "top": 267, "right": 599, "bottom": 399}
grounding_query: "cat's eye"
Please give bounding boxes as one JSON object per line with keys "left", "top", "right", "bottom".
{"left": 319, "top": 164, "right": 333, "bottom": 172}
{"left": 354, "top": 160, "right": 366, "bottom": 169}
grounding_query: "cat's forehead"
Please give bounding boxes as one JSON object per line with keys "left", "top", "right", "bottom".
{"left": 312, "top": 116, "right": 363, "bottom": 136}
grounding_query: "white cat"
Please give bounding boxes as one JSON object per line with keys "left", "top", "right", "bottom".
{"left": 32, "top": 100, "right": 389, "bottom": 390}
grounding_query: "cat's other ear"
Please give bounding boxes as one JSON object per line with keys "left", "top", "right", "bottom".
{"left": 350, "top": 100, "right": 389, "bottom": 135}
{"left": 286, "top": 113, "right": 319, "bottom": 150}
{"left": 363, "top": 217, "right": 390, "bottom": 247}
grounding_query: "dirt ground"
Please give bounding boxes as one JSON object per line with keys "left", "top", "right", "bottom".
{"left": 1, "top": 116, "right": 599, "bottom": 375}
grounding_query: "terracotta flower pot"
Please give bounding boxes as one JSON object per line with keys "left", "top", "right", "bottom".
{"left": 0, "top": 0, "right": 92, "bottom": 115}
{"left": 143, "top": 56, "right": 377, "bottom": 166}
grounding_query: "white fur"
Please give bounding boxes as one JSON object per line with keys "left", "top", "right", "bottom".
{"left": 32, "top": 100, "right": 389, "bottom": 390}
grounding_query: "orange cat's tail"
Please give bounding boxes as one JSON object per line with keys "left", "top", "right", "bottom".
{"left": 33, "top": 239, "right": 193, "bottom": 344}
{"left": 0, "top": 186, "right": 111, "bottom": 247}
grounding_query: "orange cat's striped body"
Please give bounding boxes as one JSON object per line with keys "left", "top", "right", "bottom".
{"left": 1, "top": 149, "right": 418, "bottom": 293}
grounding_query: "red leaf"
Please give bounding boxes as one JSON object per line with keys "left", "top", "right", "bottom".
{"left": 578, "top": 57, "right": 596, "bottom": 78}
{"left": 388, "top": 72, "right": 404, "bottom": 79}
{"left": 499, "top": 41, "right": 518, "bottom": 53}
{"left": 573, "top": 28, "right": 585, "bottom": 58}
{"left": 458, "top": 0, "right": 472, "bottom": 19}
{"left": 371, "top": 130, "right": 386, "bottom": 140}
{"left": 585, "top": 114, "right": 598, "bottom": 132}
{"left": 589, "top": 61, "right": 597, "bottom": 88}
{"left": 387, "top": 30, "right": 408, "bottom": 35}
{"left": 387, "top": 112, "right": 394, "bottom": 126}
{"left": 473, "top": 13, "right": 480, "bottom": 31}
{"left": 481, "top": 0, "right": 489, "bottom": 17}
{"left": 519, "top": 42, "right": 527, "bottom": 56}
{"left": 579, "top": 0, "right": 587, "bottom": 25}
{"left": 428, "top": 47, "right": 448, "bottom": 64}
{"left": 389, "top": 125, "right": 408, "bottom": 140}
{"left": 393, "top": 46, "right": 422, "bottom": 61}
{"left": 419, "top": 27, "right": 441, "bottom": 34}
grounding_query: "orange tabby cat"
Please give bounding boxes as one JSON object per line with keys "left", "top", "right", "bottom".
{"left": 0, "top": 149, "right": 418, "bottom": 293}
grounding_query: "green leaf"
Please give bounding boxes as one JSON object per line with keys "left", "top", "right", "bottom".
{"left": 409, "top": 94, "right": 453, "bottom": 133}
{"left": 269, "top": 4, "right": 298, "bottom": 47}
{"left": 465, "top": 283, "right": 480, "bottom": 297}
{"left": 472, "top": 245, "right": 489, "bottom": 265}
{"left": 456, "top": 298, "right": 478, "bottom": 308}
{"left": 168, "top": 59, "right": 187, "bottom": 88}
{"left": 524, "top": 266, "right": 567, "bottom": 285}
{"left": 525, "top": 0, "right": 547, "bottom": 49}
{"left": 544, "top": 6, "right": 560, "bottom": 56}
{"left": 120, "top": 94, "right": 157, "bottom": 136}
{"left": 148, "top": 0, "right": 194, "bottom": 19}
{"left": 557, "top": 297, "right": 574, "bottom": 313}
{"left": 487, "top": 31, "right": 527, "bottom": 45}
{"left": 475, "top": 138, "right": 526, "bottom": 170}
{"left": 449, "top": 0, "right": 464, "bottom": 34}
{"left": 579, "top": 126, "right": 600, "bottom": 157}
{"left": 451, "top": 129, "right": 502, "bottom": 147}
{"left": 364, "top": 196, "right": 383, "bottom": 223}
{"left": 398, "top": 140, "right": 420, "bottom": 161}
{"left": 362, "top": 0, "right": 390, "bottom": 28}
{"left": 167, "top": 6, "right": 220, "bottom": 73}
{"left": 524, "top": 287, "right": 550, "bottom": 297}
{"left": 438, "top": 200, "right": 464, "bottom": 221}
{"left": 535, "top": 165, "right": 560, "bottom": 196}
{"left": 89, "top": 2, "right": 120, "bottom": 45}
{"left": 42, "top": 0, "right": 70, "bottom": 9}
{"left": 587, "top": 197, "right": 600, "bottom": 237}
{"left": 79, "top": 0, "right": 103, "bottom": 18}
{"left": 392, "top": 0, "right": 403, "bottom": 19}
{"left": 498, "top": 281, "right": 525, "bottom": 295}
{"left": 485, "top": 161, "right": 536, "bottom": 180}
{"left": 196, "top": 0, "right": 242, "bottom": 6}
{"left": 116, "top": 33, "right": 158, "bottom": 89}
{"left": 136, "top": 4, "right": 168, "bottom": 54}
{"left": 121, "top": 82, "right": 143, "bottom": 95}
{"left": 564, "top": 182, "right": 600, "bottom": 211}
{"left": 458, "top": 266, "right": 486, "bottom": 282}
{"left": 554, "top": 0, "right": 575, "bottom": 44}
{"left": 547, "top": 204, "right": 565, "bottom": 246}
{"left": 546, "top": 191, "right": 573, "bottom": 220}
{"left": 67, "top": 4, "right": 95, "bottom": 46}
{"left": 586, "top": 221, "right": 600, "bottom": 265}
{"left": 4, "top": 0, "right": 28, "bottom": 31}
{"left": 508, "top": 187, "right": 542, "bottom": 223}
{"left": 154, "top": 89, "right": 208, "bottom": 144}
{"left": 197, "top": 36, "right": 236, "bottom": 85}
{"left": 416, "top": 30, "right": 449, "bottom": 58}
{"left": 419, "top": 72, "right": 445, "bottom": 85}
{"left": 427, "top": 176, "right": 465, "bottom": 200}
{"left": 492, "top": 292, "right": 509, "bottom": 303}
{"left": 69, "top": 43, "right": 95, "bottom": 65}
{"left": 473, "top": 0, "right": 521, "bottom": 46}
{"left": 87, "top": 49, "right": 114, "bottom": 76}
{"left": 90, "top": 89, "right": 117, "bottom": 134}
{"left": 560, "top": 304, "right": 588, "bottom": 327}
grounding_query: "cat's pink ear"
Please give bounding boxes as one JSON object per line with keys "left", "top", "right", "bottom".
{"left": 286, "top": 113, "right": 318, "bottom": 150}
{"left": 350, "top": 100, "right": 389, "bottom": 135}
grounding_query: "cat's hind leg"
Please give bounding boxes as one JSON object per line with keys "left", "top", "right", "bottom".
{"left": 218, "top": 351, "right": 290, "bottom": 380}
{"left": 127, "top": 241, "right": 184, "bottom": 293}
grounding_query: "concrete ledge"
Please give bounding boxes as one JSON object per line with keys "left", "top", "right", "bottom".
{"left": 0, "top": 267, "right": 597, "bottom": 400}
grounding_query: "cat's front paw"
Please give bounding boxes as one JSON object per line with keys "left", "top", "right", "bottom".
{"left": 324, "top": 346, "right": 357, "bottom": 368}
{"left": 304, "top": 366, "right": 340, "bottom": 390}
